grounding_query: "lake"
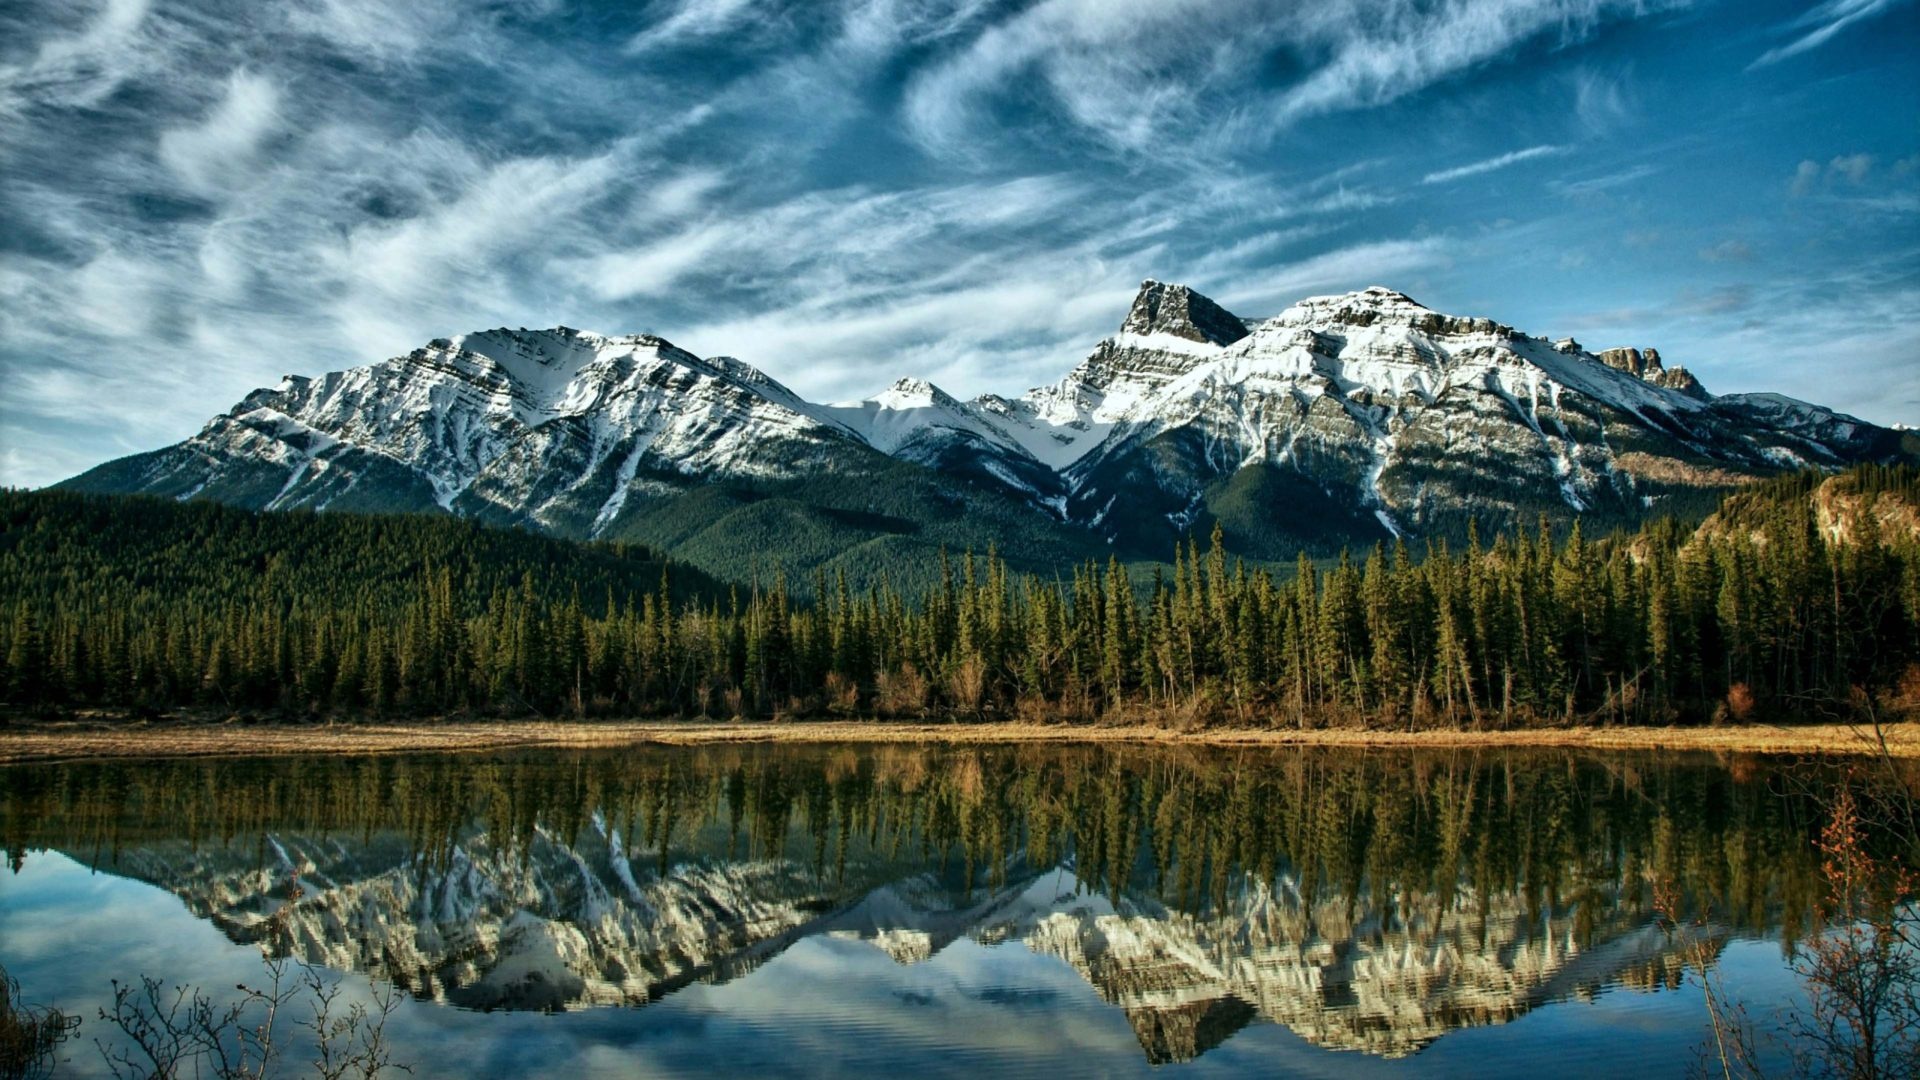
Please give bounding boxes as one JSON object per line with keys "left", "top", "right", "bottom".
{"left": 0, "top": 744, "right": 1869, "bottom": 1077}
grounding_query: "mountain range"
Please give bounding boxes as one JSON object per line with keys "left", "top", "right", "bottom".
{"left": 63, "top": 280, "right": 1917, "bottom": 587}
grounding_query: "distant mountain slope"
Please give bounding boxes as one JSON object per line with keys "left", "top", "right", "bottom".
{"left": 0, "top": 489, "right": 729, "bottom": 618}
{"left": 61, "top": 281, "right": 1916, "bottom": 574}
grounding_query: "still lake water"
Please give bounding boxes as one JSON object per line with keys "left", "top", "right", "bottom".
{"left": 0, "top": 744, "right": 1852, "bottom": 1077}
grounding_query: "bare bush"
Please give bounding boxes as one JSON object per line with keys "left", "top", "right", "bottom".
{"left": 92, "top": 881, "right": 409, "bottom": 1080}
{"left": 823, "top": 672, "right": 860, "bottom": 715}
{"left": 94, "top": 960, "right": 408, "bottom": 1080}
{"left": 874, "top": 664, "right": 928, "bottom": 717}
{"left": 945, "top": 655, "right": 987, "bottom": 717}
{"left": 301, "top": 968, "right": 405, "bottom": 1080}
{"left": 1783, "top": 787, "right": 1920, "bottom": 1079}
{"left": 1653, "top": 879, "right": 1765, "bottom": 1079}
{"left": 1667, "top": 782, "right": 1920, "bottom": 1080}
{"left": 1, "top": 964, "right": 78, "bottom": 1080}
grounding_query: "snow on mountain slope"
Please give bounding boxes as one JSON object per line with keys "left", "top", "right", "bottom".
{"left": 66, "top": 327, "right": 872, "bottom": 537}
{"left": 823, "top": 377, "right": 1025, "bottom": 460}
{"left": 1032, "top": 283, "right": 1906, "bottom": 553}
{"left": 61, "top": 280, "right": 1913, "bottom": 558}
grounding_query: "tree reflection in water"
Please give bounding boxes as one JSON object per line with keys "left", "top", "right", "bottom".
{"left": 2, "top": 746, "right": 1911, "bottom": 1065}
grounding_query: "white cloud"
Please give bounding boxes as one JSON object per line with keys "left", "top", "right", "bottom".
{"left": 1550, "top": 163, "right": 1660, "bottom": 197}
{"left": 0, "top": 0, "right": 152, "bottom": 115}
{"left": 1421, "top": 144, "right": 1566, "bottom": 185}
{"left": 674, "top": 256, "right": 1143, "bottom": 402}
{"left": 625, "top": 0, "right": 764, "bottom": 54}
{"left": 1789, "top": 158, "right": 1823, "bottom": 196}
{"left": 903, "top": 0, "right": 1253, "bottom": 159}
{"left": 322, "top": 146, "right": 629, "bottom": 346}
{"left": 1267, "top": 0, "right": 1669, "bottom": 128}
{"left": 1559, "top": 254, "right": 1920, "bottom": 427}
{"left": 569, "top": 224, "right": 733, "bottom": 300}
{"left": 1789, "top": 153, "right": 1878, "bottom": 196}
{"left": 1751, "top": 0, "right": 1910, "bottom": 68}
{"left": 837, "top": 0, "right": 991, "bottom": 56}
{"left": 1829, "top": 152, "right": 1874, "bottom": 183}
{"left": 1697, "top": 238, "right": 1754, "bottom": 262}
{"left": 903, "top": 0, "right": 1669, "bottom": 161}
{"left": 1572, "top": 66, "right": 1634, "bottom": 133}
{"left": 157, "top": 68, "right": 281, "bottom": 197}
{"left": 4, "top": 0, "right": 1910, "bottom": 491}
{"left": 645, "top": 169, "right": 727, "bottom": 219}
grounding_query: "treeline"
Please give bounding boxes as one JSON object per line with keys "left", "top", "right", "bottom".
{"left": 3, "top": 467, "right": 1918, "bottom": 727}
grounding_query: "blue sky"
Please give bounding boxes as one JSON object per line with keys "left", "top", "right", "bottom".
{"left": 1, "top": 0, "right": 1915, "bottom": 486}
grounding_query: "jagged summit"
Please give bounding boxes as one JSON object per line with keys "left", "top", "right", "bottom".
{"left": 1270, "top": 286, "right": 1507, "bottom": 337}
{"left": 1121, "top": 279, "right": 1249, "bottom": 346}
{"left": 877, "top": 377, "right": 960, "bottom": 408}
{"left": 62, "top": 278, "right": 1914, "bottom": 572}
{"left": 1596, "top": 345, "right": 1710, "bottom": 400}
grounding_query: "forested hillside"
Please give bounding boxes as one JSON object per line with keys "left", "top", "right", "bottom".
{"left": 4, "top": 468, "right": 1918, "bottom": 727}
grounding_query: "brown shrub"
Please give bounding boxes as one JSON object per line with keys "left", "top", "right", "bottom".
{"left": 945, "top": 655, "right": 987, "bottom": 716}
{"left": 824, "top": 672, "right": 861, "bottom": 715}
{"left": 1724, "top": 682, "right": 1757, "bottom": 724}
{"left": 1890, "top": 663, "right": 1920, "bottom": 714}
{"left": 875, "top": 663, "right": 929, "bottom": 717}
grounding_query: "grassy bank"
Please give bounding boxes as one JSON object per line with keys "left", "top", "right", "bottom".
{"left": 3, "top": 713, "right": 1918, "bottom": 763}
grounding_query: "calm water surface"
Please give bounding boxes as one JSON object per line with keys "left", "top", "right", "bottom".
{"left": 0, "top": 744, "right": 1852, "bottom": 1077}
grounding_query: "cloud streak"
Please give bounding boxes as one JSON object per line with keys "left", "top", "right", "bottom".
{"left": 904, "top": 0, "right": 1672, "bottom": 160}
{"left": 1751, "top": 0, "right": 1911, "bottom": 67}
{"left": 1421, "top": 144, "right": 1566, "bottom": 184}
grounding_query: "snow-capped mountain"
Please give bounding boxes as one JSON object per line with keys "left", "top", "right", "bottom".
{"left": 63, "top": 280, "right": 1915, "bottom": 566}
{"left": 66, "top": 327, "right": 878, "bottom": 538}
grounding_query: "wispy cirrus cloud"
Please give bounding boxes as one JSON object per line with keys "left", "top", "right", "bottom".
{"left": 1550, "top": 163, "right": 1662, "bottom": 197}
{"left": 156, "top": 68, "right": 281, "bottom": 197}
{"left": 625, "top": 0, "right": 767, "bottom": 54}
{"left": 1265, "top": 0, "right": 1674, "bottom": 128}
{"left": 1751, "top": 0, "right": 1912, "bottom": 67}
{"left": 904, "top": 0, "right": 1675, "bottom": 161}
{"left": 0, "top": 0, "right": 152, "bottom": 114}
{"left": 1422, "top": 144, "right": 1567, "bottom": 184}
{"left": 1571, "top": 65, "right": 1635, "bottom": 134}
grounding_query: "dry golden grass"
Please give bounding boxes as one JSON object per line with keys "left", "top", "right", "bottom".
{"left": 3, "top": 714, "right": 1919, "bottom": 764}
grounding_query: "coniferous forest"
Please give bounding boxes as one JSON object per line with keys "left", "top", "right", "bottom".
{"left": 4, "top": 465, "right": 1919, "bottom": 728}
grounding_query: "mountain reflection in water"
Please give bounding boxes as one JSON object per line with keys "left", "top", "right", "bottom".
{"left": 0, "top": 745, "right": 1845, "bottom": 1070}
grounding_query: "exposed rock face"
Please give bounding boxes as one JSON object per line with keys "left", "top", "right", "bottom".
{"left": 1596, "top": 346, "right": 1662, "bottom": 378}
{"left": 1598, "top": 346, "right": 1710, "bottom": 401}
{"left": 1008, "top": 284, "right": 1906, "bottom": 555}
{"left": 1120, "top": 279, "right": 1251, "bottom": 346}
{"left": 60, "top": 327, "right": 876, "bottom": 539}
{"left": 62, "top": 281, "right": 1912, "bottom": 561}
{"left": 1694, "top": 469, "right": 1920, "bottom": 548}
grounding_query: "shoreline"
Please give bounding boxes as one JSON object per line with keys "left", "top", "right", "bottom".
{"left": 3, "top": 716, "right": 1918, "bottom": 763}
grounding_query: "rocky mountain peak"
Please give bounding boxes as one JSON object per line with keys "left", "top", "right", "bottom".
{"left": 1598, "top": 346, "right": 1710, "bottom": 400}
{"left": 880, "top": 377, "right": 959, "bottom": 408}
{"left": 1120, "top": 280, "right": 1249, "bottom": 346}
{"left": 1271, "top": 286, "right": 1506, "bottom": 336}
{"left": 1596, "top": 346, "right": 1664, "bottom": 378}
